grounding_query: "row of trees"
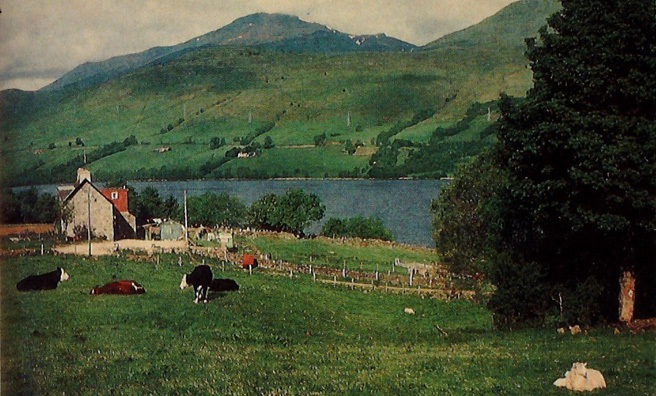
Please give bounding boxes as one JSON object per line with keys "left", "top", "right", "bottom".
{"left": 118, "top": 187, "right": 392, "bottom": 241}
{"left": 0, "top": 188, "right": 59, "bottom": 224}
{"left": 432, "top": 0, "right": 656, "bottom": 328}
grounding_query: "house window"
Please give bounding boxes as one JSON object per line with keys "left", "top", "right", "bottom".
{"left": 111, "top": 192, "right": 119, "bottom": 200}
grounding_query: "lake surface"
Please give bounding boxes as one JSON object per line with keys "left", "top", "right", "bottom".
{"left": 21, "top": 179, "right": 446, "bottom": 246}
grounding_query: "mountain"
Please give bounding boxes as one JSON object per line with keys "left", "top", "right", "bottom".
{"left": 261, "top": 31, "right": 416, "bottom": 53}
{"left": 1, "top": 0, "right": 562, "bottom": 186}
{"left": 42, "top": 13, "right": 415, "bottom": 91}
{"left": 422, "top": 0, "right": 560, "bottom": 50}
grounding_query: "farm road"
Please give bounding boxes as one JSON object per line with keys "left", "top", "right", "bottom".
{"left": 52, "top": 239, "right": 188, "bottom": 256}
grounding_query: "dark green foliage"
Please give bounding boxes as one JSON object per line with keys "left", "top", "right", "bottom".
{"left": 209, "top": 137, "right": 227, "bottom": 150}
{"left": 263, "top": 136, "right": 274, "bottom": 149}
{"left": 313, "top": 133, "right": 327, "bottom": 147}
{"left": 200, "top": 156, "right": 231, "bottom": 176}
{"left": 321, "top": 216, "right": 394, "bottom": 241}
{"left": 239, "top": 121, "right": 275, "bottom": 146}
{"left": 225, "top": 147, "right": 241, "bottom": 158}
{"left": 0, "top": 188, "right": 58, "bottom": 224}
{"left": 0, "top": 189, "right": 21, "bottom": 223}
{"left": 367, "top": 143, "right": 402, "bottom": 179}
{"left": 186, "top": 192, "right": 247, "bottom": 228}
{"left": 374, "top": 108, "right": 435, "bottom": 146}
{"left": 430, "top": 101, "right": 497, "bottom": 142}
{"left": 402, "top": 141, "right": 490, "bottom": 179}
{"left": 248, "top": 189, "right": 325, "bottom": 236}
{"left": 431, "top": 152, "right": 505, "bottom": 277}
{"left": 343, "top": 139, "right": 356, "bottom": 155}
{"left": 122, "top": 135, "right": 138, "bottom": 146}
{"left": 491, "top": 0, "right": 656, "bottom": 325}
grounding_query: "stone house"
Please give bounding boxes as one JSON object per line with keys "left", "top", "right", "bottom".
{"left": 58, "top": 168, "right": 136, "bottom": 241}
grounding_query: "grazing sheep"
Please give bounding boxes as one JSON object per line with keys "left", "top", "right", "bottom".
{"left": 554, "top": 362, "right": 607, "bottom": 391}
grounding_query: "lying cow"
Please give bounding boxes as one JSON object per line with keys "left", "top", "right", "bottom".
{"left": 210, "top": 278, "right": 239, "bottom": 292}
{"left": 16, "top": 267, "right": 70, "bottom": 292}
{"left": 180, "top": 265, "right": 213, "bottom": 303}
{"left": 90, "top": 280, "right": 146, "bottom": 295}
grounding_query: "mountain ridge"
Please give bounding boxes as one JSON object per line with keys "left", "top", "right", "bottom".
{"left": 42, "top": 12, "right": 416, "bottom": 92}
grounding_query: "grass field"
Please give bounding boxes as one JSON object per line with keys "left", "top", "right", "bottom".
{"left": 2, "top": 252, "right": 654, "bottom": 396}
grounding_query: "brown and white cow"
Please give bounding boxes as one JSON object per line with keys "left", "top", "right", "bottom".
{"left": 90, "top": 280, "right": 146, "bottom": 295}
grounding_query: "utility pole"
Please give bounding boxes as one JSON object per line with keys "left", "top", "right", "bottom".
{"left": 87, "top": 185, "right": 92, "bottom": 256}
{"left": 184, "top": 190, "right": 189, "bottom": 243}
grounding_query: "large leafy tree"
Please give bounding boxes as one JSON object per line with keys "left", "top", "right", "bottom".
{"left": 248, "top": 189, "right": 325, "bottom": 237}
{"left": 492, "top": 0, "right": 656, "bottom": 325}
{"left": 431, "top": 151, "right": 505, "bottom": 277}
{"left": 186, "top": 192, "right": 247, "bottom": 228}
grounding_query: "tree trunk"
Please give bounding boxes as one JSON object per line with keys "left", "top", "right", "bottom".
{"left": 619, "top": 271, "right": 636, "bottom": 323}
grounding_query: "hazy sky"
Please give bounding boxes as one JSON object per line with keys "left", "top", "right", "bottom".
{"left": 0, "top": 0, "right": 518, "bottom": 91}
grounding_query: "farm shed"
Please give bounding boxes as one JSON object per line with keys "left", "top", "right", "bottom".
{"left": 142, "top": 224, "right": 161, "bottom": 240}
{"left": 218, "top": 231, "right": 234, "bottom": 249}
{"left": 160, "top": 220, "right": 184, "bottom": 241}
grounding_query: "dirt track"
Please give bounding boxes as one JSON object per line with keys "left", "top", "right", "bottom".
{"left": 52, "top": 239, "right": 189, "bottom": 256}
{"left": 0, "top": 224, "right": 54, "bottom": 237}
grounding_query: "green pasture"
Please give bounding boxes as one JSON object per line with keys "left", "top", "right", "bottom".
{"left": 243, "top": 235, "right": 438, "bottom": 274}
{"left": 214, "top": 146, "right": 369, "bottom": 179}
{"left": 2, "top": 254, "right": 654, "bottom": 396}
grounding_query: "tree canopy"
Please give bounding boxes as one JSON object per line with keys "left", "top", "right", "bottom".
{"left": 490, "top": 0, "right": 656, "bottom": 326}
{"left": 248, "top": 189, "right": 325, "bottom": 237}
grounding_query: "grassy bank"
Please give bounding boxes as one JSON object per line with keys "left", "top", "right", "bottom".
{"left": 1, "top": 252, "right": 654, "bottom": 396}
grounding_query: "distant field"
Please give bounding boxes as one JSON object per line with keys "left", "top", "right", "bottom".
{"left": 2, "top": 252, "right": 654, "bottom": 396}
{"left": 214, "top": 146, "right": 369, "bottom": 178}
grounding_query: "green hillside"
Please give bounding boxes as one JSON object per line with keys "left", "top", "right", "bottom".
{"left": 423, "top": 0, "right": 561, "bottom": 50}
{"left": 0, "top": 0, "right": 559, "bottom": 186}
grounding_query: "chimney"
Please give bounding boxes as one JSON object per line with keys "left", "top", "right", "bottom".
{"left": 77, "top": 168, "right": 92, "bottom": 185}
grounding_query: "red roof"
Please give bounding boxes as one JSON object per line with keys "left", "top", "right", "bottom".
{"left": 100, "top": 188, "right": 130, "bottom": 212}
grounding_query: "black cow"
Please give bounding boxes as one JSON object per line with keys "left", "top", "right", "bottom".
{"left": 210, "top": 278, "right": 239, "bottom": 292}
{"left": 17, "top": 267, "right": 70, "bottom": 292}
{"left": 179, "top": 265, "right": 213, "bottom": 303}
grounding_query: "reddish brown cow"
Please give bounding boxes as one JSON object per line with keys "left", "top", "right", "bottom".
{"left": 90, "top": 280, "right": 146, "bottom": 295}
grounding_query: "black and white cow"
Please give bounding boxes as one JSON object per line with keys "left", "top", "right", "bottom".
{"left": 210, "top": 278, "right": 239, "bottom": 292}
{"left": 16, "top": 267, "right": 70, "bottom": 292}
{"left": 179, "top": 265, "right": 213, "bottom": 303}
